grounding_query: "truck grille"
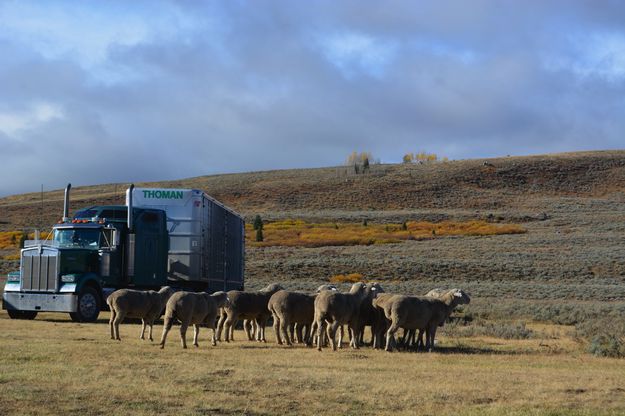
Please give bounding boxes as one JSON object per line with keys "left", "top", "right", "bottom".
{"left": 21, "top": 247, "right": 60, "bottom": 292}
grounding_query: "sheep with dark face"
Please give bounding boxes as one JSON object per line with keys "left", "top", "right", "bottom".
{"left": 313, "top": 282, "right": 370, "bottom": 351}
{"left": 216, "top": 283, "right": 284, "bottom": 343}
{"left": 159, "top": 291, "right": 229, "bottom": 349}
{"left": 107, "top": 286, "right": 174, "bottom": 341}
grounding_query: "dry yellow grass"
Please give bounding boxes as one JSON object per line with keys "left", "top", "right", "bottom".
{"left": 247, "top": 220, "right": 526, "bottom": 248}
{"left": 1, "top": 311, "right": 624, "bottom": 416}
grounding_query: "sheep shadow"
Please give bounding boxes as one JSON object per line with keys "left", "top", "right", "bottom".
{"left": 426, "top": 345, "right": 523, "bottom": 356}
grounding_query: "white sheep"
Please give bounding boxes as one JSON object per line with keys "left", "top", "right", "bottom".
{"left": 159, "top": 291, "right": 230, "bottom": 349}
{"left": 107, "top": 286, "right": 174, "bottom": 341}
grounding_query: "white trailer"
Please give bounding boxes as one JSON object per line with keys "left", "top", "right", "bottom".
{"left": 127, "top": 188, "right": 245, "bottom": 291}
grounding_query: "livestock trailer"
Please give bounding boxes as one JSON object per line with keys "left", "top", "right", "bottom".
{"left": 127, "top": 187, "right": 245, "bottom": 293}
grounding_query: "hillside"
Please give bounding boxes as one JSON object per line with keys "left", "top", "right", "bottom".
{"left": 1, "top": 150, "right": 625, "bottom": 231}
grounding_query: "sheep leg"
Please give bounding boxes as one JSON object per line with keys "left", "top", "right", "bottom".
{"left": 349, "top": 326, "right": 358, "bottom": 349}
{"left": 290, "top": 323, "right": 296, "bottom": 344}
{"left": 140, "top": 319, "right": 147, "bottom": 340}
{"left": 179, "top": 321, "right": 189, "bottom": 349}
{"left": 328, "top": 321, "right": 341, "bottom": 351}
{"left": 303, "top": 323, "right": 311, "bottom": 346}
{"left": 309, "top": 321, "right": 318, "bottom": 347}
{"left": 280, "top": 319, "right": 292, "bottom": 346}
{"left": 244, "top": 319, "right": 253, "bottom": 340}
{"left": 385, "top": 323, "right": 399, "bottom": 352}
{"left": 273, "top": 315, "right": 283, "bottom": 345}
{"left": 193, "top": 324, "right": 200, "bottom": 347}
{"left": 315, "top": 319, "right": 326, "bottom": 351}
{"left": 109, "top": 309, "right": 116, "bottom": 340}
{"left": 258, "top": 318, "right": 267, "bottom": 342}
{"left": 113, "top": 311, "right": 125, "bottom": 341}
{"left": 417, "top": 329, "right": 425, "bottom": 350}
{"left": 427, "top": 325, "right": 438, "bottom": 352}
{"left": 148, "top": 321, "right": 154, "bottom": 342}
{"left": 211, "top": 326, "right": 217, "bottom": 346}
{"left": 223, "top": 317, "right": 235, "bottom": 343}
{"left": 216, "top": 312, "right": 226, "bottom": 341}
{"left": 337, "top": 325, "right": 344, "bottom": 349}
{"left": 159, "top": 317, "right": 174, "bottom": 349}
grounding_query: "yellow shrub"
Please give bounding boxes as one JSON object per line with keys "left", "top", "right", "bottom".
{"left": 246, "top": 219, "right": 526, "bottom": 248}
{"left": 329, "top": 273, "right": 364, "bottom": 284}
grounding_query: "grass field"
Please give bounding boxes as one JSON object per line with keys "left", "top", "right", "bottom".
{"left": 1, "top": 311, "right": 625, "bottom": 416}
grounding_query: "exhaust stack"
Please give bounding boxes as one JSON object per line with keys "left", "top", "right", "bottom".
{"left": 127, "top": 184, "right": 134, "bottom": 231}
{"left": 63, "top": 183, "right": 71, "bottom": 221}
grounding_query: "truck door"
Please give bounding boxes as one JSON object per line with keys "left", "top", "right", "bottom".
{"left": 132, "top": 210, "right": 168, "bottom": 287}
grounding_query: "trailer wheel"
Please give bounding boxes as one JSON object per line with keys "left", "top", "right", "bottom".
{"left": 70, "top": 287, "right": 101, "bottom": 322}
{"left": 7, "top": 310, "right": 38, "bottom": 320}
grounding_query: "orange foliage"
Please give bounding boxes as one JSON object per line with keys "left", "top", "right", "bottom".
{"left": 330, "top": 273, "right": 364, "bottom": 284}
{"left": 0, "top": 231, "right": 22, "bottom": 250}
{"left": 246, "top": 220, "right": 525, "bottom": 248}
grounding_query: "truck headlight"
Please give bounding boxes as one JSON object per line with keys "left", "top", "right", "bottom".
{"left": 61, "top": 275, "right": 76, "bottom": 283}
{"left": 7, "top": 272, "right": 20, "bottom": 282}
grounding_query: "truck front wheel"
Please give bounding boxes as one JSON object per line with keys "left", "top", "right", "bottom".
{"left": 7, "top": 310, "right": 38, "bottom": 320}
{"left": 70, "top": 287, "right": 101, "bottom": 322}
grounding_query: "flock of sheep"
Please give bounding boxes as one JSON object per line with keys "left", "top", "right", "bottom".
{"left": 106, "top": 283, "right": 471, "bottom": 352}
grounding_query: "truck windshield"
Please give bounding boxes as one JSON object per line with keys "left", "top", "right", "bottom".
{"left": 53, "top": 229, "right": 101, "bottom": 248}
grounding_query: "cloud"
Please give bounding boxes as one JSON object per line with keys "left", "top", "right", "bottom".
{"left": 0, "top": 1, "right": 624, "bottom": 197}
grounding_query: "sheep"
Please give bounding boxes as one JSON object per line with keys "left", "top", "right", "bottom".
{"left": 216, "top": 283, "right": 284, "bottom": 343}
{"left": 375, "top": 294, "right": 433, "bottom": 352}
{"left": 107, "top": 286, "right": 174, "bottom": 342}
{"left": 377, "top": 289, "right": 470, "bottom": 352}
{"left": 270, "top": 284, "right": 339, "bottom": 347}
{"left": 355, "top": 282, "right": 385, "bottom": 347}
{"left": 408, "top": 288, "right": 471, "bottom": 350}
{"left": 421, "top": 289, "right": 470, "bottom": 350}
{"left": 159, "top": 291, "right": 229, "bottom": 349}
{"left": 370, "top": 292, "right": 399, "bottom": 349}
{"left": 313, "top": 282, "right": 370, "bottom": 351}
{"left": 268, "top": 290, "right": 316, "bottom": 346}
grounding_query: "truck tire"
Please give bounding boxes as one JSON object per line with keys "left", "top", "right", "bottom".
{"left": 69, "top": 287, "right": 101, "bottom": 322}
{"left": 7, "top": 310, "right": 38, "bottom": 320}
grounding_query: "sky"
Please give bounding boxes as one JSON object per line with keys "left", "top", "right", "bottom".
{"left": 1, "top": 0, "right": 624, "bottom": 197}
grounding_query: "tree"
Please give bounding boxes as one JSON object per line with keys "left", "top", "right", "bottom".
{"left": 253, "top": 215, "right": 263, "bottom": 231}
{"left": 19, "top": 231, "right": 27, "bottom": 248}
{"left": 402, "top": 153, "right": 413, "bottom": 163}
{"left": 255, "top": 228, "right": 264, "bottom": 242}
{"left": 346, "top": 151, "right": 374, "bottom": 174}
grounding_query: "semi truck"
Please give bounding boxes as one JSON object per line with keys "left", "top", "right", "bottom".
{"left": 2, "top": 184, "right": 245, "bottom": 322}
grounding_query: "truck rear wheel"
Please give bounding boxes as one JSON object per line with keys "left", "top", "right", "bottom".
{"left": 70, "top": 287, "right": 101, "bottom": 322}
{"left": 7, "top": 310, "right": 38, "bottom": 320}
